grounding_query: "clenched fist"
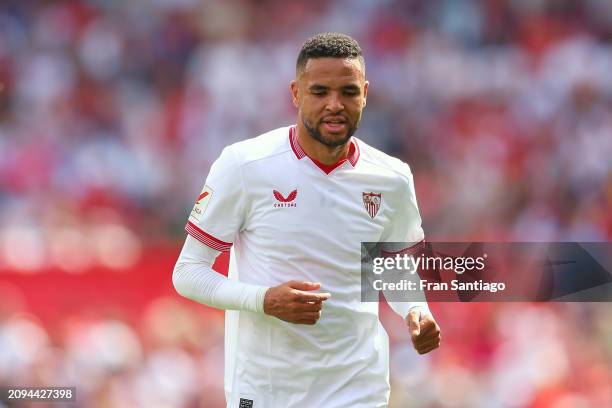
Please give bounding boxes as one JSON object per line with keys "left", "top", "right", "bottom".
{"left": 407, "top": 309, "right": 441, "bottom": 355}
{"left": 264, "top": 281, "right": 331, "bottom": 325}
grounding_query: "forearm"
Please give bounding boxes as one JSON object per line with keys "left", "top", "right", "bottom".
{"left": 172, "top": 236, "right": 268, "bottom": 313}
{"left": 381, "top": 242, "right": 432, "bottom": 320}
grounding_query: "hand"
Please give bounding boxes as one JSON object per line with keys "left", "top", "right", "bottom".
{"left": 263, "top": 281, "right": 331, "bottom": 325}
{"left": 407, "top": 309, "right": 441, "bottom": 354}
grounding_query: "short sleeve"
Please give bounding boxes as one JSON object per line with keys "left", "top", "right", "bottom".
{"left": 380, "top": 164, "right": 424, "bottom": 254}
{"left": 185, "top": 146, "right": 246, "bottom": 252}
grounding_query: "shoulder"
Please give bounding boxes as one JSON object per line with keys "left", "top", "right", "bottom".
{"left": 224, "top": 126, "right": 292, "bottom": 166}
{"left": 355, "top": 138, "right": 415, "bottom": 183}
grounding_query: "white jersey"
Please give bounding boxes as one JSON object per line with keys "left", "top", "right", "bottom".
{"left": 186, "top": 125, "right": 425, "bottom": 407}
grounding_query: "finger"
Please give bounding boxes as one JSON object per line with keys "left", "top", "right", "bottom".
{"left": 418, "top": 318, "right": 440, "bottom": 336}
{"left": 296, "top": 318, "right": 318, "bottom": 325}
{"left": 294, "top": 291, "right": 331, "bottom": 303}
{"left": 287, "top": 281, "right": 321, "bottom": 291}
{"left": 413, "top": 332, "right": 441, "bottom": 346}
{"left": 417, "top": 343, "right": 440, "bottom": 355}
{"left": 407, "top": 310, "right": 421, "bottom": 339}
{"left": 299, "top": 311, "right": 322, "bottom": 321}
{"left": 414, "top": 324, "right": 440, "bottom": 340}
{"left": 293, "top": 302, "right": 323, "bottom": 312}
{"left": 414, "top": 336, "right": 440, "bottom": 350}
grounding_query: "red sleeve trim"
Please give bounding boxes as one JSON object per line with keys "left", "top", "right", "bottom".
{"left": 185, "top": 221, "right": 233, "bottom": 252}
{"left": 381, "top": 239, "right": 425, "bottom": 257}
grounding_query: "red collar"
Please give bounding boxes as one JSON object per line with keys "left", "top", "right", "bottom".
{"left": 289, "top": 126, "right": 360, "bottom": 174}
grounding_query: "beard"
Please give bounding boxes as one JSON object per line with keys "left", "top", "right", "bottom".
{"left": 303, "top": 116, "right": 359, "bottom": 148}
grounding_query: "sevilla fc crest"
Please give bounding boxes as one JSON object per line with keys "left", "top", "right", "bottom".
{"left": 363, "top": 192, "right": 382, "bottom": 219}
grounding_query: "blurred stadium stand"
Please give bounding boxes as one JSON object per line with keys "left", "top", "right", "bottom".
{"left": 0, "top": 0, "right": 611, "bottom": 407}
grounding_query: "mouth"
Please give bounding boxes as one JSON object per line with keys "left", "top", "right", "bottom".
{"left": 321, "top": 117, "right": 347, "bottom": 133}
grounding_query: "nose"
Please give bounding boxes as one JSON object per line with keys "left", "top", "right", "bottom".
{"left": 325, "top": 92, "right": 344, "bottom": 113}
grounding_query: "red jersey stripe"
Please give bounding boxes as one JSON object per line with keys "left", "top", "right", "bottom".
{"left": 185, "top": 221, "right": 233, "bottom": 252}
{"left": 380, "top": 240, "right": 425, "bottom": 257}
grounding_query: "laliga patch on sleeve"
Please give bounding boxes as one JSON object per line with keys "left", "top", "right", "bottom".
{"left": 190, "top": 185, "right": 213, "bottom": 221}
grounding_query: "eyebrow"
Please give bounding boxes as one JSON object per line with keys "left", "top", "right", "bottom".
{"left": 308, "top": 84, "right": 360, "bottom": 91}
{"left": 342, "top": 84, "right": 360, "bottom": 92}
{"left": 309, "top": 84, "right": 328, "bottom": 91}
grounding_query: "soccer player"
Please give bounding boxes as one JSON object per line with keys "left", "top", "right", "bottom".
{"left": 173, "top": 33, "right": 441, "bottom": 407}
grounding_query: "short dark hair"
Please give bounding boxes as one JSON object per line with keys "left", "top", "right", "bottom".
{"left": 296, "top": 33, "right": 364, "bottom": 75}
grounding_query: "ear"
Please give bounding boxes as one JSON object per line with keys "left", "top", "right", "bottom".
{"left": 290, "top": 80, "right": 299, "bottom": 108}
{"left": 362, "top": 80, "right": 369, "bottom": 108}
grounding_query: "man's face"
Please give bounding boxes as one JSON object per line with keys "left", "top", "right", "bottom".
{"left": 291, "top": 58, "right": 368, "bottom": 147}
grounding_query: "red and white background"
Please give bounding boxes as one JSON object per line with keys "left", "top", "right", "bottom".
{"left": 1, "top": 0, "right": 611, "bottom": 407}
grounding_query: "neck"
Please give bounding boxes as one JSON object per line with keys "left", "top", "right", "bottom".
{"left": 295, "top": 122, "right": 350, "bottom": 165}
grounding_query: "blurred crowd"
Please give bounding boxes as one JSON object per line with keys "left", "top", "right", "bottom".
{"left": 1, "top": 300, "right": 610, "bottom": 408}
{"left": 1, "top": 0, "right": 611, "bottom": 407}
{"left": 2, "top": 0, "right": 612, "bottom": 273}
